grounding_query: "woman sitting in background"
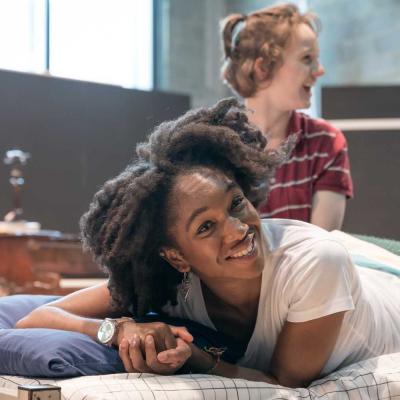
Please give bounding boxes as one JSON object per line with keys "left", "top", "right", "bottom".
{"left": 220, "top": 3, "right": 353, "bottom": 230}
{"left": 17, "top": 99, "right": 400, "bottom": 388}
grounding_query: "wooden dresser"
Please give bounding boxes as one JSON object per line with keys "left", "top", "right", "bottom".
{"left": 0, "top": 230, "right": 106, "bottom": 296}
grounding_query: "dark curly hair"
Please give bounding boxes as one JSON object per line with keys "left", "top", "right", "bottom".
{"left": 80, "top": 98, "right": 291, "bottom": 317}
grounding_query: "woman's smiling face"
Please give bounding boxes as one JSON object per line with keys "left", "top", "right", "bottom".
{"left": 162, "top": 168, "right": 265, "bottom": 284}
{"left": 261, "top": 23, "right": 325, "bottom": 110}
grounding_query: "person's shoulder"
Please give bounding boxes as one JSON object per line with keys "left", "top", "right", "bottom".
{"left": 262, "top": 217, "right": 329, "bottom": 238}
{"left": 262, "top": 219, "right": 353, "bottom": 284}
{"left": 261, "top": 218, "right": 348, "bottom": 257}
{"left": 296, "top": 112, "right": 345, "bottom": 137}
{"left": 295, "top": 112, "right": 348, "bottom": 152}
{"left": 262, "top": 218, "right": 326, "bottom": 248}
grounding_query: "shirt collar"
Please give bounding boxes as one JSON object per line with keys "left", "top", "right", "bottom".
{"left": 286, "top": 111, "right": 303, "bottom": 144}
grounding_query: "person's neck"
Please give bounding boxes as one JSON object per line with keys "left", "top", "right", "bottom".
{"left": 245, "top": 95, "right": 292, "bottom": 149}
{"left": 201, "top": 276, "right": 261, "bottom": 316}
{"left": 201, "top": 277, "right": 261, "bottom": 344}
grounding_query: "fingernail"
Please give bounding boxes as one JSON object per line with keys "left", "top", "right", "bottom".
{"left": 146, "top": 335, "right": 153, "bottom": 344}
{"left": 158, "top": 353, "right": 167, "bottom": 361}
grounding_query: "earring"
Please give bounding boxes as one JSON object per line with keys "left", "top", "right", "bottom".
{"left": 180, "top": 271, "right": 191, "bottom": 303}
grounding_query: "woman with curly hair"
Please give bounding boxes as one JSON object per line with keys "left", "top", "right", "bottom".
{"left": 18, "top": 99, "right": 400, "bottom": 388}
{"left": 220, "top": 3, "right": 353, "bottom": 230}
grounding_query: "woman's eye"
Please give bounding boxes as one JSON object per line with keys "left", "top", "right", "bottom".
{"left": 197, "top": 221, "right": 214, "bottom": 235}
{"left": 231, "top": 195, "right": 245, "bottom": 211}
{"left": 303, "top": 55, "right": 312, "bottom": 63}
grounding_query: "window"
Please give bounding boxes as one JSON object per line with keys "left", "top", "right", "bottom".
{"left": 49, "top": 0, "right": 153, "bottom": 90}
{"left": 0, "top": 0, "right": 153, "bottom": 90}
{"left": 0, "top": 0, "right": 46, "bottom": 73}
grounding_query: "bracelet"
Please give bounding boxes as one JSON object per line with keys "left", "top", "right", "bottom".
{"left": 203, "top": 346, "right": 227, "bottom": 374}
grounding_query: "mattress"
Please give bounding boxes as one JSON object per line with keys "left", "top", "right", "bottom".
{"left": 1, "top": 352, "right": 400, "bottom": 400}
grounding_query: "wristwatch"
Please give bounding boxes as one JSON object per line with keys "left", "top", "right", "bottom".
{"left": 97, "top": 317, "right": 133, "bottom": 346}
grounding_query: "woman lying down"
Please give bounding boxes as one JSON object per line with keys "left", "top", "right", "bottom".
{"left": 17, "top": 98, "right": 400, "bottom": 388}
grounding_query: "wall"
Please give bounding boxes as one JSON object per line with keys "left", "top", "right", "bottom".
{"left": 310, "top": 0, "right": 400, "bottom": 86}
{"left": 0, "top": 70, "right": 190, "bottom": 233}
{"left": 157, "top": 0, "right": 400, "bottom": 108}
{"left": 322, "top": 85, "right": 400, "bottom": 239}
{"left": 156, "top": 0, "right": 228, "bottom": 108}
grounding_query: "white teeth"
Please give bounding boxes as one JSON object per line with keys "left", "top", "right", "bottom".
{"left": 230, "top": 233, "right": 255, "bottom": 259}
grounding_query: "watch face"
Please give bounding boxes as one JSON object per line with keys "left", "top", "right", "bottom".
{"left": 97, "top": 320, "right": 116, "bottom": 344}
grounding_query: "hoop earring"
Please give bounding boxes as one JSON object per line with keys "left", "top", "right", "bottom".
{"left": 180, "top": 272, "right": 191, "bottom": 303}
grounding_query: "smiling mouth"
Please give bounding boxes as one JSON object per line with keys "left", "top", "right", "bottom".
{"left": 227, "top": 232, "right": 255, "bottom": 259}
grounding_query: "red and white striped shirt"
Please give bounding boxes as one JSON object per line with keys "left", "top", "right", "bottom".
{"left": 258, "top": 111, "right": 353, "bottom": 222}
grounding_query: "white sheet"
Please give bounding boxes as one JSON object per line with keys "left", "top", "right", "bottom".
{"left": 1, "top": 352, "right": 400, "bottom": 400}
{"left": 331, "top": 230, "right": 400, "bottom": 270}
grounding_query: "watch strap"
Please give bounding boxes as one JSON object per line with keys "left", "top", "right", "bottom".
{"left": 99, "top": 316, "right": 134, "bottom": 347}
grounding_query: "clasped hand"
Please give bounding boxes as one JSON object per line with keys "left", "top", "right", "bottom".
{"left": 117, "top": 321, "right": 193, "bottom": 374}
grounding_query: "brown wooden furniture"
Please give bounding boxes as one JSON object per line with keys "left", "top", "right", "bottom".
{"left": 0, "top": 230, "right": 106, "bottom": 296}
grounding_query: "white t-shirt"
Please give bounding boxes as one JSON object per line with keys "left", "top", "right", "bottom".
{"left": 163, "top": 219, "right": 400, "bottom": 376}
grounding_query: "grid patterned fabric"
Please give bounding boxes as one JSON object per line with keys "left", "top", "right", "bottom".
{"left": 1, "top": 352, "right": 399, "bottom": 400}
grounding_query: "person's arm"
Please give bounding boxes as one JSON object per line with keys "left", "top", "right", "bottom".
{"left": 265, "top": 238, "right": 355, "bottom": 387}
{"left": 182, "top": 344, "right": 278, "bottom": 384}
{"left": 269, "top": 311, "right": 346, "bottom": 388}
{"left": 16, "top": 282, "right": 112, "bottom": 339}
{"left": 180, "top": 312, "right": 344, "bottom": 387}
{"left": 309, "top": 122, "right": 353, "bottom": 231}
{"left": 16, "top": 282, "right": 193, "bottom": 374}
{"left": 311, "top": 190, "right": 346, "bottom": 231}
{"left": 120, "top": 336, "right": 192, "bottom": 374}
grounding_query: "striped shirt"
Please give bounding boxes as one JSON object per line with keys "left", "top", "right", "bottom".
{"left": 258, "top": 111, "right": 353, "bottom": 221}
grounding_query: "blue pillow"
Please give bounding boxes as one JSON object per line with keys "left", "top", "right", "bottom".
{"left": 0, "top": 294, "right": 59, "bottom": 329}
{"left": 0, "top": 295, "right": 243, "bottom": 377}
{"left": 0, "top": 295, "right": 124, "bottom": 377}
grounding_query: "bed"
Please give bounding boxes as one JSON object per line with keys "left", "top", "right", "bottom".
{"left": 1, "top": 232, "right": 399, "bottom": 400}
{"left": 1, "top": 354, "right": 400, "bottom": 400}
